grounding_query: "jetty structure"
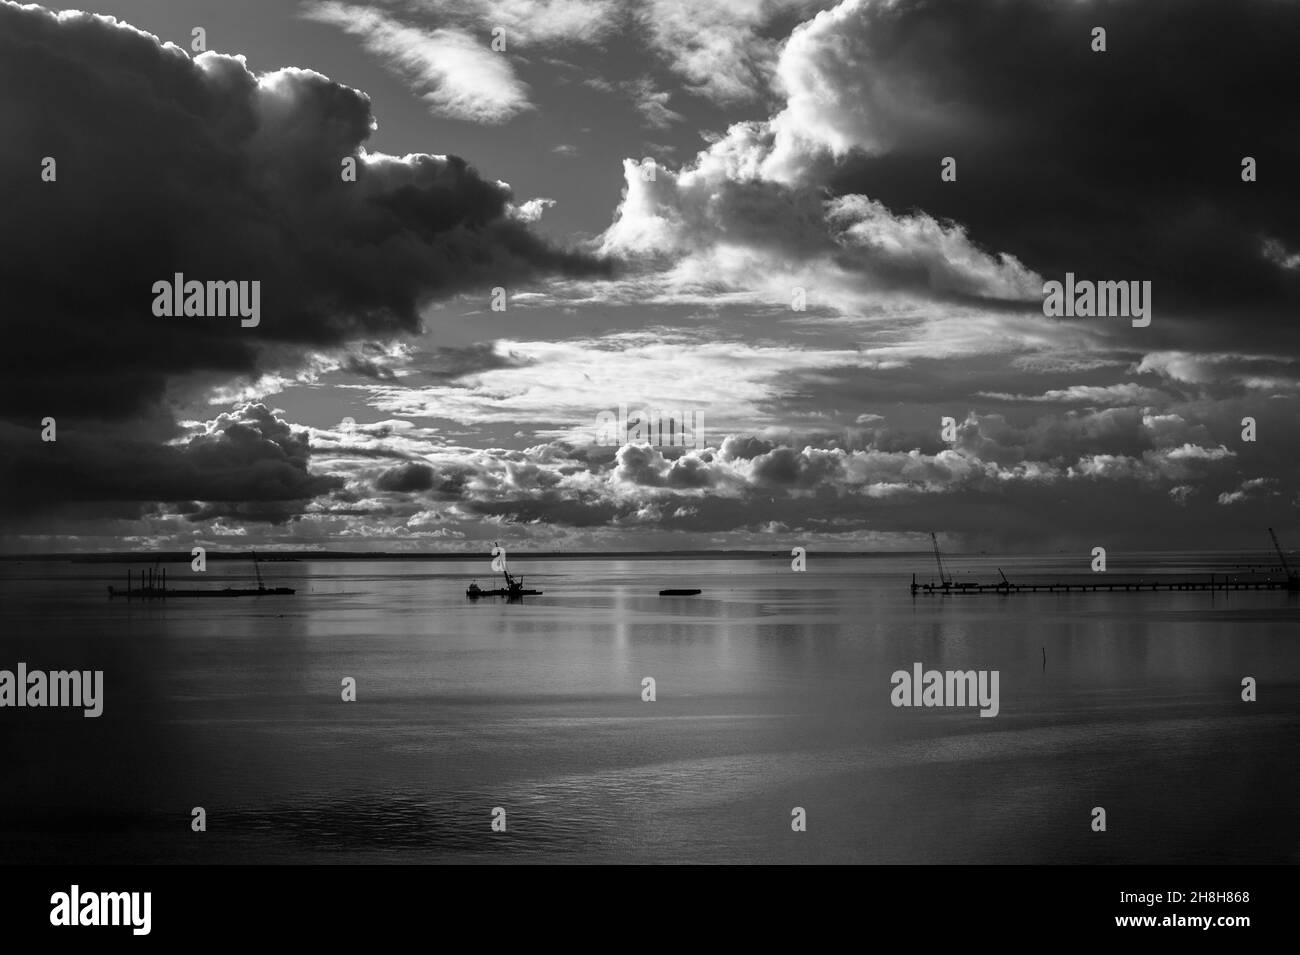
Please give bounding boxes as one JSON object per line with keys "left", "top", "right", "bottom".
{"left": 466, "top": 543, "right": 542, "bottom": 599}
{"left": 911, "top": 529, "right": 1300, "bottom": 595}
{"left": 107, "top": 552, "right": 295, "bottom": 599}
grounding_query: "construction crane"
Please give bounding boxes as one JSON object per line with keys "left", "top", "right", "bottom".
{"left": 1267, "top": 528, "right": 1299, "bottom": 590}
{"left": 931, "top": 532, "right": 952, "bottom": 588}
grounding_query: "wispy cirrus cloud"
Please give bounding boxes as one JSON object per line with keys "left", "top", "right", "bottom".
{"left": 305, "top": 0, "right": 811, "bottom": 116}
{"left": 402, "top": 0, "right": 624, "bottom": 45}
{"left": 977, "top": 384, "right": 1173, "bottom": 407}
{"left": 623, "top": 76, "right": 685, "bottom": 130}
{"left": 638, "top": 0, "right": 815, "bottom": 104}
{"left": 301, "top": 2, "right": 531, "bottom": 122}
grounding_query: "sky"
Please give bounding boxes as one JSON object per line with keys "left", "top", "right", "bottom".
{"left": 2, "top": 0, "right": 1299, "bottom": 554}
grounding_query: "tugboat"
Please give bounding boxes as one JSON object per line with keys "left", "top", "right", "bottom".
{"left": 466, "top": 545, "right": 542, "bottom": 599}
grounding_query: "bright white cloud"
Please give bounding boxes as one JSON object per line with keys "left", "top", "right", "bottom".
{"left": 302, "top": 2, "right": 531, "bottom": 122}
{"left": 596, "top": 155, "right": 1042, "bottom": 305}
{"left": 513, "top": 197, "right": 556, "bottom": 222}
{"left": 759, "top": 0, "right": 968, "bottom": 180}
{"left": 1136, "top": 351, "right": 1300, "bottom": 390}
{"left": 638, "top": 0, "right": 808, "bottom": 103}
{"left": 360, "top": 333, "right": 877, "bottom": 437}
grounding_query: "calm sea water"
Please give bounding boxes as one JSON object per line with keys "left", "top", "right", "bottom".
{"left": 0, "top": 553, "right": 1297, "bottom": 864}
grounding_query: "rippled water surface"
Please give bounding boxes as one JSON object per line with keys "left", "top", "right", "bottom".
{"left": 1, "top": 553, "right": 1297, "bottom": 863}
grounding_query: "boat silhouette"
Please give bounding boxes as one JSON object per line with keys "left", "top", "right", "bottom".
{"left": 466, "top": 543, "right": 542, "bottom": 599}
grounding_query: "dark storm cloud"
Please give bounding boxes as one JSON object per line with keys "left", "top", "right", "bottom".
{"left": 422, "top": 342, "right": 536, "bottom": 382}
{"left": 0, "top": 404, "right": 340, "bottom": 523}
{"left": 818, "top": 0, "right": 1300, "bottom": 344}
{"left": 0, "top": 2, "right": 604, "bottom": 422}
{"left": 370, "top": 459, "right": 469, "bottom": 497}
{"left": 0, "top": 2, "right": 605, "bottom": 523}
{"left": 342, "top": 343, "right": 403, "bottom": 380}
{"left": 374, "top": 462, "right": 435, "bottom": 492}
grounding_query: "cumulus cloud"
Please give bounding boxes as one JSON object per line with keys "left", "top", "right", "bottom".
{"left": 589, "top": 0, "right": 1059, "bottom": 310}
{"left": 290, "top": 407, "right": 1263, "bottom": 548}
{"left": 827, "top": 195, "right": 1039, "bottom": 300}
{"left": 1, "top": 3, "right": 603, "bottom": 419}
{"left": 0, "top": 2, "right": 604, "bottom": 525}
{"left": 762, "top": 0, "right": 967, "bottom": 177}
{"left": 596, "top": 155, "right": 1041, "bottom": 306}
{"left": 7, "top": 0, "right": 1300, "bottom": 554}
{"left": 637, "top": 0, "right": 804, "bottom": 104}
{"left": 803, "top": 0, "right": 1300, "bottom": 339}
{"left": 374, "top": 462, "right": 437, "bottom": 492}
{"left": 514, "top": 197, "right": 557, "bottom": 222}
{"left": 1218, "top": 477, "right": 1280, "bottom": 506}
{"left": 0, "top": 404, "right": 341, "bottom": 524}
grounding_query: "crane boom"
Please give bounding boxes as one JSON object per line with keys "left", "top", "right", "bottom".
{"left": 1269, "top": 528, "right": 1294, "bottom": 578}
{"left": 494, "top": 540, "right": 518, "bottom": 587}
{"left": 931, "top": 532, "right": 951, "bottom": 585}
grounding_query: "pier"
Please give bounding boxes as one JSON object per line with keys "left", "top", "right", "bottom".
{"left": 911, "top": 575, "right": 1300, "bottom": 595}
{"left": 911, "top": 528, "right": 1300, "bottom": 595}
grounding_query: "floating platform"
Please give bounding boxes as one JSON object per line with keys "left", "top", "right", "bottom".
{"left": 107, "top": 565, "right": 294, "bottom": 599}
{"left": 659, "top": 589, "right": 702, "bottom": 596}
{"left": 108, "top": 586, "right": 294, "bottom": 599}
{"left": 911, "top": 576, "right": 1299, "bottom": 595}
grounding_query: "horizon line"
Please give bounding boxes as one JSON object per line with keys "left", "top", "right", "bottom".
{"left": 0, "top": 545, "right": 1287, "bottom": 562}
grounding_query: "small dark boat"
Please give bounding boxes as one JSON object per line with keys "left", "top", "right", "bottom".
{"left": 466, "top": 585, "right": 543, "bottom": 598}
{"left": 659, "top": 589, "right": 701, "bottom": 596}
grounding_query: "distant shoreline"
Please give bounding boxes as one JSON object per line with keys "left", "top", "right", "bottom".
{"left": 0, "top": 548, "right": 1279, "bottom": 563}
{"left": 7, "top": 550, "right": 921, "bottom": 563}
